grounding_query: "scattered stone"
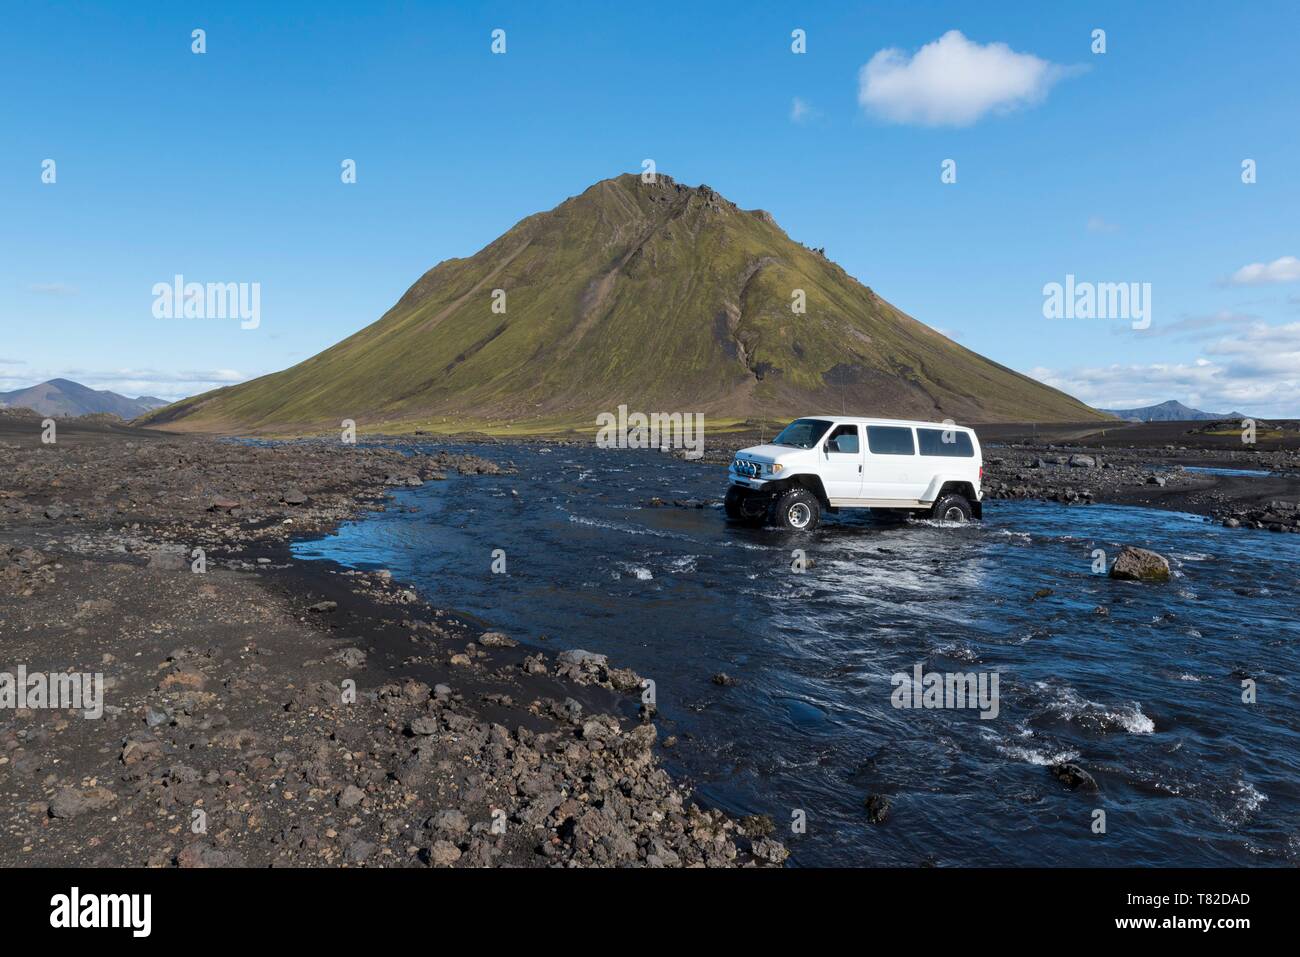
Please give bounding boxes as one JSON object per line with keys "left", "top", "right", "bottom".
{"left": 427, "top": 840, "right": 461, "bottom": 867}
{"left": 430, "top": 809, "right": 470, "bottom": 836}
{"left": 330, "top": 647, "right": 366, "bottom": 668}
{"left": 408, "top": 716, "right": 439, "bottom": 736}
{"left": 1109, "top": 546, "right": 1171, "bottom": 583}
{"left": 48, "top": 786, "right": 118, "bottom": 819}
{"left": 1050, "top": 762, "right": 1099, "bottom": 792}
{"left": 750, "top": 837, "right": 790, "bottom": 864}
{"left": 864, "top": 794, "right": 891, "bottom": 824}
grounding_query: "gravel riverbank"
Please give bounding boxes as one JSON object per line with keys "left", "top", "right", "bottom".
{"left": 0, "top": 417, "right": 786, "bottom": 868}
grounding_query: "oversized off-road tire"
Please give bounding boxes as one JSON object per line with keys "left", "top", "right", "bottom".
{"left": 770, "top": 488, "right": 821, "bottom": 531}
{"left": 725, "top": 485, "right": 765, "bottom": 525}
{"left": 931, "top": 493, "right": 972, "bottom": 524}
{"left": 724, "top": 485, "right": 748, "bottom": 521}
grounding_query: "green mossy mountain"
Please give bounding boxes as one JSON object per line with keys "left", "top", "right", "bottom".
{"left": 140, "top": 174, "right": 1104, "bottom": 434}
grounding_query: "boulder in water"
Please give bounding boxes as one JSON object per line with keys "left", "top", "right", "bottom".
{"left": 1050, "top": 762, "right": 1099, "bottom": 792}
{"left": 1109, "top": 546, "right": 1170, "bottom": 582}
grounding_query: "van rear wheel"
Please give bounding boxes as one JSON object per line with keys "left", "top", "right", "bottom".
{"left": 771, "top": 488, "right": 821, "bottom": 531}
{"left": 931, "top": 493, "right": 972, "bottom": 524}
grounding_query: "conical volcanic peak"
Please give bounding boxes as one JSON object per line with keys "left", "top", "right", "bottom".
{"left": 141, "top": 173, "right": 1102, "bottom": 434}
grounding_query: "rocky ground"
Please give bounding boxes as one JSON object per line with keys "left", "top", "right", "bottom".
{"left": 0, "top": 415, "right": 785, "bottom": 868}
{"left": 979, "top": 444, "right": 1300, "bottom": 531}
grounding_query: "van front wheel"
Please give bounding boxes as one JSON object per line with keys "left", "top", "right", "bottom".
{"left": 931, "top": 493, "right": 972, "bottom": 524}
{"left": 771, "top": 488, "right": 821, "bottom": 531}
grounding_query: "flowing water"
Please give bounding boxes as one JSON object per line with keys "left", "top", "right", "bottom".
{"left": 293, "top": 443, "right": 1300, "bottom": 867}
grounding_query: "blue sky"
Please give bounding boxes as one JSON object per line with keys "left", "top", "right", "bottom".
{"left": 2, "top": 1, "right": 1298, "bottom": 415}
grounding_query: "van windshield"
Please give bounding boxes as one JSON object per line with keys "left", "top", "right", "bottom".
{"left": 771, "top": 418, "right": 832, "bottom": 449}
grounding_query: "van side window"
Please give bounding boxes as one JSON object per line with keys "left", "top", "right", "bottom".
{"left": 825, "top": 424, "right": 860, "bottom": 454}
{"left": 917, "top": 428, "right": 974, "bottom": 457}
{"left": 866, "top": 426, "right": 914, "bottom": 455}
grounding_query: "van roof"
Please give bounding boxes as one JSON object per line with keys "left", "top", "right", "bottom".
{"left": 801, "top": 415, "right": 976, "bottom": 431}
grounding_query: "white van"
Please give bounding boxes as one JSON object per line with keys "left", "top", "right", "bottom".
{"left": 725, "top": 416, "right": 983, "bottom": 531}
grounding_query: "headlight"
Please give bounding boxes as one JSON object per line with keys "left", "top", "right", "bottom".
{"left": 770, "top": 463, "right": 784, "bottom": 474}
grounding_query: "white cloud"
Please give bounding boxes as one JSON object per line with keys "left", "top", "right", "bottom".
{"left": 1028, "top": 321, "right": 1300, "bottom": 417}
{"left": 1124, "top": 309, "right": 1254, "bottom": 340}
{"left": 1229, "top": 256, "right": 1300, "bottom": 285}
{"left": 790, "top": 97, "right": 816, "bottom": 123}
{"left": 858, "top": 30, "right": 1077, "bottom": 127}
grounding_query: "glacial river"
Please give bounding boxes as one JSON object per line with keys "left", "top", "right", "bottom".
{"left": 293, "top": 443, "right": 1300, "bottom": 867}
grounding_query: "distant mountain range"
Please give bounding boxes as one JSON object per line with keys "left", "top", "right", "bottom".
{"left": 1099, "top": 400, "right": 1248, "bottom": 422}
{"left": 0, "top": 378, "right": 169, "bottom": 419}
{"left": 139, "top": 173, "right": 1104, "bottom": 434}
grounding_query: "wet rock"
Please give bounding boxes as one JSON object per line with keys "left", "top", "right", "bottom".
{"left": 556, "top": 649, "right": 608, "bottom": 684}
{"left": 555, "top": 648, "right": 642, "bottom": 692}
{"left": 1109, "top": 546, "right": 1171, "bottom": 582}
{"left": 1050, "top": 762, "right": 1099, "bottom": 792}
{"left": 864, "top": 793, "right": 891, "bottom": 824}
{"left": 751, "top": 837, "right": 790, "bottom": 864}
{"left": 308, "top": 600, "right": 338, "bottom": 613}
{"left": 711, "top": 672, "right": 737, "bottom": 686}
{"left": 478, "top": 631, "right": 518, "bottom": 648}
{"left": 1068, "top": 454, "right": 1096, "bottom": 468}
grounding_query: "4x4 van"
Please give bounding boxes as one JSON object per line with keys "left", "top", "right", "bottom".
{"left": 725, "top": 416, "right": 983, "bottom": 531}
